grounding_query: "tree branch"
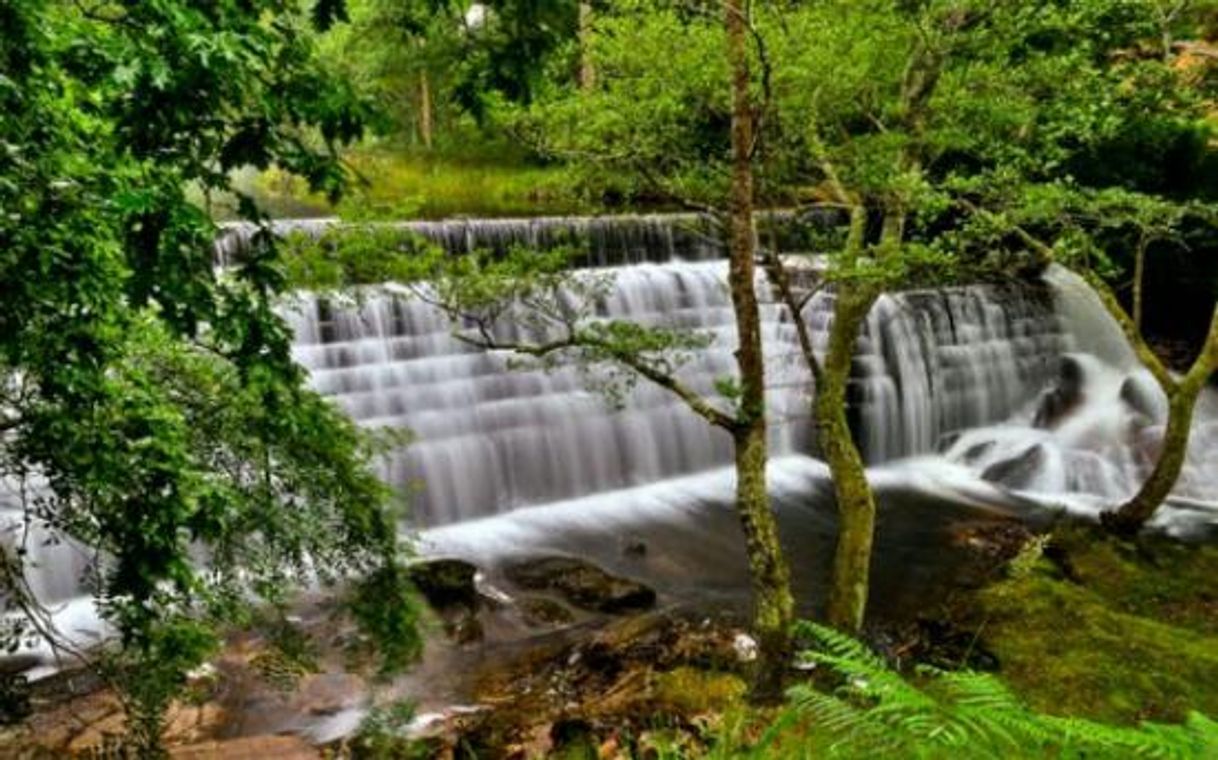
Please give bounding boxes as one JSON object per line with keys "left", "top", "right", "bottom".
{"left": 452, "top": 328, "right": 740, "bottom": 432}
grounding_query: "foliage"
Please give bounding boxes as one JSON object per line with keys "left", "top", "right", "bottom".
{"left": 0, "top": 0, "right": 420, "bottom": 752}
{"left": 319, "top": 0, "right": 585, "bottom": 135}
{"left": 350, "top": 700, "right": 430, "bottom": 759}
{"left": 763, "top": 622, "right": 1218, "bottom": 759}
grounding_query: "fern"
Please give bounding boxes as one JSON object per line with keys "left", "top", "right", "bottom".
{"left": 763, "top": 622, "right": 1218, "bottom": 759}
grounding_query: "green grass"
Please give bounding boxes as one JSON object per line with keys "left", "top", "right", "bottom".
{"left": 234, "top": 147, "right": 583, "bottom": 220}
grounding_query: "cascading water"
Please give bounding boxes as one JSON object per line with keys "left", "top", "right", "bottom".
{"left": 285, "top": 252, "right": 1070, "bottom": 526}
{"left": 6, "top": 213, "right": 1218, "bottom": 677}
{"left": 936, "top": 265, "right": 1218, "bottom": 535}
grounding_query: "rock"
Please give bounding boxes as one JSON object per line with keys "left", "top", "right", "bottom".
{"left": 550, "top": 717, "right": 594, "bottom": 749}
{"left": 0, "top": 672, "right": 31, "bottom": 725}
{"left": 518, "top": 596, "right": 576, "bottom": 628}
{"left": 731, "top": 633, "right": 758, "bottom": 663}
{"left": 503, "top": 557, "right": 656, "bottom": 614}
{"left": 960, "top": 440, "right": 994, "bottom": 464}
{"left": 1120, "top": 372, "right": 1168, "bottom": 424}
{"left": 981, "top": 444, "right": 1045, "bottom": 490}
{"left": 408, "top": 558, "right": 479, "bottom": 611}
{"left": 163, "top": 701, "right": 225, "bottom": 745}
{"left": 447, "top": 615, "right": 484, "bottom": 645}
{"left": 171, "top": 735, "right": 319, "bottom": 759}
{"left": 1033, "top": 356, "right": 1086, "bottom": 429}
{"left": 0, "top": 654, "right": 41, "bottom": 677}
{"left": 409, "top": 558, "right": 485, "bottom": 644}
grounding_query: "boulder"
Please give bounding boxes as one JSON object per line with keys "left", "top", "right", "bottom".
{"left": 407, "top": 558, "right": 479, "bottom": 611}
{"left": 1120, "top": 372, "right": 1168, "bottom": 424}
{"left": 503, "top": 557, "right": 656, "bottom": 614}
{"left": 407, "top": 558, "right": 487, "bottom": 644}
{"left": 1033, "top": 356, "right": 1086, "bottom": 429}
{"left": 981, "top": 444, "right": 1045, "bottom": 490}
{"left": 517, "top": 596, "right": 576, "bottom": 628}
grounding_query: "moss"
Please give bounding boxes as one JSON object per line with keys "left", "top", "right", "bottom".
{"left": 651, "top": 668, "right": 749, "bottom": 716}
{"left": 973, "top": 526, "right": 1218, "bottom": 725}
{"left": 1059, "top": 528, "right": 1218, "bottom": 636}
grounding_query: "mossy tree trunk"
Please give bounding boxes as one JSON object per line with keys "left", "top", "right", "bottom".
{"left": 761, "top": 203, "right": 880, "bottom": 634}
{"left": 817, "top": 284, "right": 880, "bottom": 632}
{"left": 725, "top": 0, "right": 794, "bottom": 701}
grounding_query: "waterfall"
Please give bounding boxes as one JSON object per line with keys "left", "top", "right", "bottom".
{"left": 6, "top": 215, "right": 1218, "bottom": 675}
{"left": 213, "top": 210, "right": 840, "bottom": 269}
{"left": 288, "top": 255, "right": 1069, "bottom": 526}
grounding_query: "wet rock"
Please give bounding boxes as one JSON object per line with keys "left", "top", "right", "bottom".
{"left": 1033, "top": 356, "right": 1085, "bottom": 429}
{"left": 0, "top": 672, "right": 30, "bottom": 725}
{"left": 409, "top": 558, "right": 485, "bottom": 644}
{"left": 447, "top": 616, "right": 484, "bottom": 645}
{"left": 518, "top": 596, "right": 576, "bottom": 628}
{"left": 1120, "top": 373, "right": 1168, "bottom": 424}
{"left": 981, "top": 445, "right": 1045, "bottom": 490}
{"left": 0, "top": 654, "right": 41, "bottom": 677}
{"left": 960, "top": 440, "right": 995, "bottom": 465}
{"left": 503, "top": 557, "right": 656, "bottom": 614}
{"left": 408, "top": 557, "right": 479, "bottom": 611}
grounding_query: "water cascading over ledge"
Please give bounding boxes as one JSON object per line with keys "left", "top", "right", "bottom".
{"left": 213, "top": 210, "right": 839, "bottom": 269}
{"left": 261, "top": 213, "right": 1072, "bottom": 526}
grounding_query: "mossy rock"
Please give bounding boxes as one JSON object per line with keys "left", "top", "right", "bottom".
{"left": 518, "top": 596, "right": 577, "bottom": 628}
{"left": 408, "top": 557, "right": 479, "bottom": 611}
{"left": 504, "top": 557, "right": 656, "bottom": 614}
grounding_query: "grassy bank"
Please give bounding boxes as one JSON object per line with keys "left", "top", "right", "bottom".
{"left": 966, "top": 526, "right": 1218, "bottom": 726}
{"left": 225, "top": 147, "right": 583, "bottom": 221}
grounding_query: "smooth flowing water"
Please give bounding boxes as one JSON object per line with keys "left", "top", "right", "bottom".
{"left": 6, "top": 213, "right": 1218, "bottom": 675}
{"left": 285, "top": 259, "right": 1069, "bottom": 525}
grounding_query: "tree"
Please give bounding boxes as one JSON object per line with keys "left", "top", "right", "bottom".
{"left": 917, "top": 0, "right": 1218, "bottom": 534}
{"left": 0, "top": 0, "right": 419, "bottom": 752}
{"left": 724, "top": 0, "right": 794, "bottom": 700}
{"left": 513, "top": 0, "right": 1218, "bottom": 625}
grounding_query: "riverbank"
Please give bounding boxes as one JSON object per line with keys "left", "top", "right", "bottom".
{"left": 6, "top": 519, "right": 1216, "bottom": 757}
{"left": 208, "top": 148, "right": 581, "bottom": 221}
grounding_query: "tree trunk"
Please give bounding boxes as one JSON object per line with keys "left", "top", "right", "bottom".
{"left": 1105, "top": 304, "right": 1218, "bottom": 533}
{"left": 817, "top": 285, "right": 879, "bottom": 633}
{"left": 1133, "top": 232, "right": 1147, "bottom": 331}
{"left": 578, "top": 2, "right": 596, "bottom": 90}
{"left": 418, "top": 70, "right": 433, "bottom": 149}
{"left": 725, "top": 0, "right": 793, "bottom": 701}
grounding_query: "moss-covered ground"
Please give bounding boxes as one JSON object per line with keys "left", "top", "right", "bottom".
{"left": 965, "top": 524, "right": 1218, "bottom": 725}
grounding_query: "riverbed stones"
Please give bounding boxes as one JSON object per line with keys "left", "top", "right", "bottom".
{"left": 1120, "top": 372, "right": 1168, "bottom": 424}
{"left": 517, "top": 596, "right": 576, "bottom": 628}
{"left": 503, "top": 557, "right": 656, "bottom": 614}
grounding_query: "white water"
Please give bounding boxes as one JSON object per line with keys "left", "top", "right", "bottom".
{"left": 5, "top": 216, "right": 1218, "bottom": 675}
{"left": 285, "top": 257, "right": 1068, "bottom": 525}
